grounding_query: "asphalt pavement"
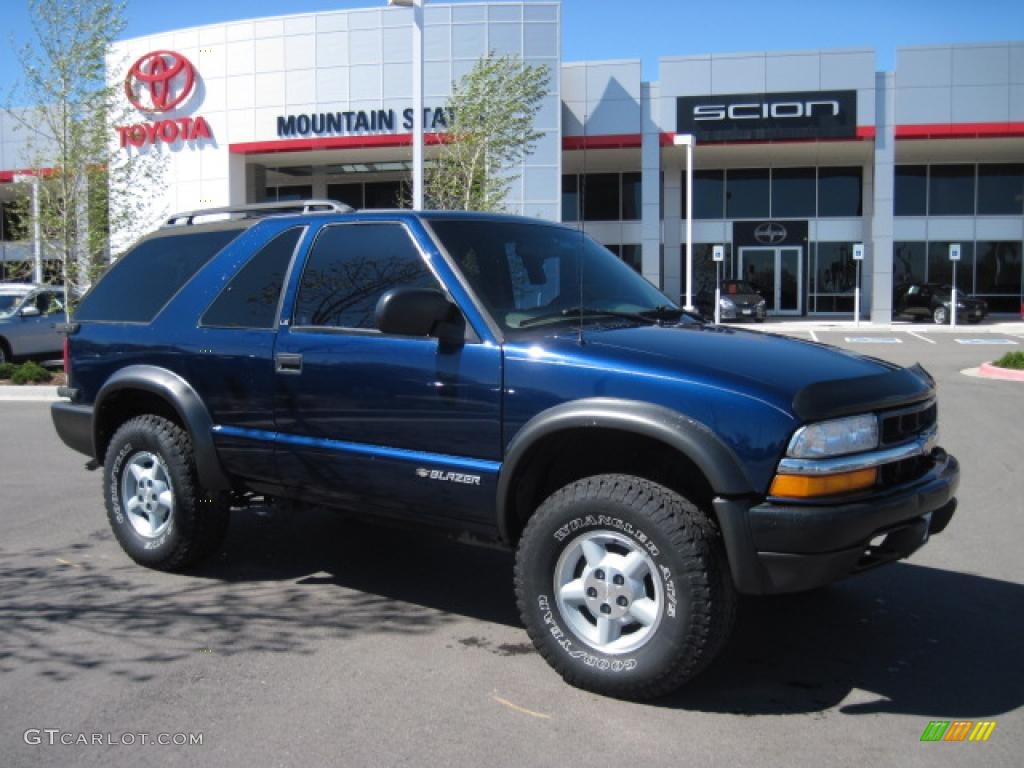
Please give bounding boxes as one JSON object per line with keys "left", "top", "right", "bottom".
{"left": 1, "top": 332, "right": 1022, "bottom": 767}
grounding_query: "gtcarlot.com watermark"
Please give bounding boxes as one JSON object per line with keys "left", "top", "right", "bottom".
{"left": 24, "top": 729, "right": 203, "bottom": 747}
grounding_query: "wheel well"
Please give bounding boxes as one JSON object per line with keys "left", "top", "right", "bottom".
{"left": 94, "top": 388, "right": 184, "bottom": 462}
{"left": 0, "top": 336, "right": 11, "bottom": 360}
{"left": 504, "top": 428, "right": 716, "bottom": 545}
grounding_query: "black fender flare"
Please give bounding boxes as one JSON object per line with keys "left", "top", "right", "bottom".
{"left": 94, "top": 365, "right": 230, "bottom": 491}
{"left": 495, "top": 398, "right": 755, "bottom": 543}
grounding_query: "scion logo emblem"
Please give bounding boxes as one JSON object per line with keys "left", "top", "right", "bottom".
{"left": 124, "top": 50, "right": 196, "bottom": 113}
{"left": 754, "top": 222, "right": 788, "bottom": 245}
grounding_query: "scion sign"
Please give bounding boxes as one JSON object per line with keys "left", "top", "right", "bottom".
{"left": 677, "top": 90, "right": 857, "bottom": 141}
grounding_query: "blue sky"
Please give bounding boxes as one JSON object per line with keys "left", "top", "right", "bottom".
{"left": 2, "top": 0, "right": 1022, "bottom": 94}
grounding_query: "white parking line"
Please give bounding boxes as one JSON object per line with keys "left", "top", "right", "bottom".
{"left": 845, "top": 337, "right": 903, "bottom": 344}
{"left": 809, "top": 329, "right": 819, "bottom": 342}
{"left": 905, "top": 331, "right": 936, "bottom": 344}
{"left": 954, "top": 338, "right": 1018, "bottom": 345}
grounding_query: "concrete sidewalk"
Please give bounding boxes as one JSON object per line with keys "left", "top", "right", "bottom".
{"left": 0, "top": 385, "right": 60, "bottom": 402}
{"left": 737, "top": 316, "right": 1024, "bottom": 335}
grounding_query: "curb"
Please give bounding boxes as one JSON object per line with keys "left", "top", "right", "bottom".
{"left": 0, "top": 385, "right": 61, "bottom": 401}
{"left": 978, "top": 362, "right": 1024, "bottom": 381}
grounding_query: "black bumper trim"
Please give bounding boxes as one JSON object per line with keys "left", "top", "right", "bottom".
{"left": 713, "top": 453, "right": 959, "bottom": 595}
{"left": 51, "top": 402, "right": 94, "bottom": 458}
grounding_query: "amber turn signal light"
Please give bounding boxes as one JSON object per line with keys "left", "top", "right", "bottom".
{"left": 769, "top": 468, "right": 878, "bottom": 498}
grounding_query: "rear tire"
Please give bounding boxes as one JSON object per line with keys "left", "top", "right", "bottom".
{"left": 0, "top": 339, "right": 9, "bottom": 364}
{"left": 103, "top": 415, "right": 229, "bottom": 571}
{"left": 515, "top": 474, "right": 735, "bottom": 700}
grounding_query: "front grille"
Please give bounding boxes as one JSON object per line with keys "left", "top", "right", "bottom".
{"left": 880, "top": 400, "right": 936, "bottom": 446}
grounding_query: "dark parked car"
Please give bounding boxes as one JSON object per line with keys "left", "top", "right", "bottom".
{"left": 52, "top": 201, "right": 958, "bottom": 700}
{"left": 693, "top": 280, "right": 766, "bottom": 322}
{"left": 0, "top": 283, "right": 67, "bottom": 363}
{"left": 894, "top": 282, "right": 988, "bottom": 324}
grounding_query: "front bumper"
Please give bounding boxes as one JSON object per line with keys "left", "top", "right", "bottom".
{"left": 720, "top": 304, "right": 767, "bottom": 321}
{"left": 715, "top": 450, "right": 959, "bottom": 594}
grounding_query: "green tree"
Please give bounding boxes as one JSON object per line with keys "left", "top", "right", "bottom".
{"left": 6, "top": 0, "right": 166, "bottom": 307}
{"left": 424, "top": 53, "right": 550, "bottom": 212}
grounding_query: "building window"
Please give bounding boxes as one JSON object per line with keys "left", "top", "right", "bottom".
{"left": 928, "top": 165, "right": 975, "bottom": 216}
{"left": 266, "top": 185, "right": 313, "bottom": 202}
{"left": 771, "top": 168, "right": 816, "bottom": 218}
{"left": 809, "top": 242, "right": 857, "bottom": 313}
{"left": 725, "top": 169, "right": 769, "bottom": 219}
{"left": 977, "top": 164, "right": 1024, "bottom": 215}
{"left": 893, "top": 241, "right": 927, "bottom": 285}
{"left": 817, "top": 167, "right": 862, "bottom": 217}
{"left": 581, "top": 173, "right": 620, "bottom": 221}
{"left": 975, "top": 241, "right": 1022, "bottom": 311}
{"left": 620, "top": 244, "right": 641, "bottom": 273}
{"left": 691, "top": 243, "right": 733, "bottom": 296}
{"left": 1, "top": 201, "right": 24, "bottom": 242}
{"left": 926, "top": 241, "right": 973, "bottom": 288}
{"left": 364, "top": 181, "right": 408, "bottom": 209}
{"left": 894, "top": 166, "right": 928, "bottom": 216}
{"left": 327, "top": 183, "right": 364, "bottom": 210}
{"left": 561, "top": 175, "right": 579, "bottom": 222}
{"left": 621, "top": 173, "right": 642, "bottom": 221}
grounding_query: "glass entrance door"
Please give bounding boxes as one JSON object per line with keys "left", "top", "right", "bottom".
{"left": 739, "top": 246, "right": 803, "bottom": 315}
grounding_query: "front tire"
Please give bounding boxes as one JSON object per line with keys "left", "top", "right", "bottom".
{"left": 514, "top": 474, "right": 735, "bottom": 700}
{"left": 103, "top": 415, "right": 229, "bottom": 571}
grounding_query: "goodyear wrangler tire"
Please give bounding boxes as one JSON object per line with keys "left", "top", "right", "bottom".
{"left": 103, "top": 415, "right": 229, "bottom": 572}
{"left": 514, "top": 474, "right": 736, "bottom": 700}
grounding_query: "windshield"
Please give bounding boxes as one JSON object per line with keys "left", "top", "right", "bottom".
{"left": 429, "top": 219, "right": 686, "bottom": 336}
{"left": 0, "top": 295, "right": 25, "bottom": 317}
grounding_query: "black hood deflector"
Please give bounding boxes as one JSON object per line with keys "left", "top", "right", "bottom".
{"left": 792, "top": 364, "right": 935, "bottom": 422}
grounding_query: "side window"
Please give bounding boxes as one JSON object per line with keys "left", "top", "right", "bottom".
{"left": 293, "top": 223, "right": 436, "bottom": 329}
{"left": 201, "top": 227, "right": 303, "bottom": 329}
{"left": 74, "top": 228, "right": 244, "bottom": 323}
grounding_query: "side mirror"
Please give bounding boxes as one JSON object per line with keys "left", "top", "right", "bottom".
{"left": 375, "top": 286, "right": 464, "bottom": 343}
{"left": 19, "top": 305, "right": 41, "bottom": 318}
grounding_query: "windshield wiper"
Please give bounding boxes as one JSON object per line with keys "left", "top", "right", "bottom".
{"left": 518, "top": 306, "right": 655, "bottom": 329}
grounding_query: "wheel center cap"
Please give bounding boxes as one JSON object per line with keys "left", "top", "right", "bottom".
{"left": 583, "top": 568, "right": 632, "bottom": 620}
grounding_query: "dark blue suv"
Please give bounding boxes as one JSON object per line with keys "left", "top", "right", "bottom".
{"left": 51, "top": 201, "right": 959, "bottom": 700}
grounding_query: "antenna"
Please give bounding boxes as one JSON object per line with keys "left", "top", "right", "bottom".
{"left": 577, "top": 110, "right": 587, "bottom": 345}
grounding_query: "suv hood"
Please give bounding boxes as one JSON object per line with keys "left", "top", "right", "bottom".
{"left": 541, "top": 323, "right": 914, "bottom": 417}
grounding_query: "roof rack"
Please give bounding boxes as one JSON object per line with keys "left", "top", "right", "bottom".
{"left": 163, "top": 199, "right": 353, "bottom": 227}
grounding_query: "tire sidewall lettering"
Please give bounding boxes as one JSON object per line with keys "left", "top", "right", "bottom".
{"left": 537, "top": 594, "right": 638, "bottom": 672}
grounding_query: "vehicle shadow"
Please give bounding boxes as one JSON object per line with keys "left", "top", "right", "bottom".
{"left": 664, "top": 562, "right": 1024, "bottom": 717}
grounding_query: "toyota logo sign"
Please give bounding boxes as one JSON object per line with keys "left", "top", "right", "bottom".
{"left": 753, "top": 222, "right": 788, "bottom": 245}
{"left": 124, "top": 50, "right": 196, "bottom": 113}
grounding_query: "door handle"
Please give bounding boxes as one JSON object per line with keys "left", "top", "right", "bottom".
{"left": 275, "top": 353, "right": 303, "bottom": 375}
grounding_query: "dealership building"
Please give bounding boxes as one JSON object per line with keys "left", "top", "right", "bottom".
{"left": 1, "top": 1, "right": 1022, "bottom": 320}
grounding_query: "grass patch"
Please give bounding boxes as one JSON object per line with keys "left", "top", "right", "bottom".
{"left": 992, "top": 351, "right": 1024, "bottom": 370}
{"left": 10, "top": 361, "right": 54, "bottom": 385}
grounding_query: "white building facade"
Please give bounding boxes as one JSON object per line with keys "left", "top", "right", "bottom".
{"left": 1, "top": 2, "right": 1021, "bottom": 318}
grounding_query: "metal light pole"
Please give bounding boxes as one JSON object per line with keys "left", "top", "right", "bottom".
{"left": 13, "top": 174, "right": 43, "bottom": 284}
{"left": 388, "top": 0, "right": 424, "bottom": 210}
{"left": 713, "top": 244, "right": 724, "bottom": 324}
{"left": 674, "top": 134, "right": 695, "bottom": 309}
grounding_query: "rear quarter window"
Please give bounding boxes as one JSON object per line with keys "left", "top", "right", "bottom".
{"left": 74, "top": 228, "right": 244, "bottom": 323}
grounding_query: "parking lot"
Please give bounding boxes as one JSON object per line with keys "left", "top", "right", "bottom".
{"left": 2, "top": 329, "right": 1022, "bottom": 768}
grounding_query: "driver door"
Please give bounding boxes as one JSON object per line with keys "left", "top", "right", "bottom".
{"left": 272, "top": 220, "right": 502, "bottom": 528}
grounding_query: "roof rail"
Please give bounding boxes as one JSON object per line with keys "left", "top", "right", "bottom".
{"left": 163, "top": 199, "right": 353, "bottom": 227}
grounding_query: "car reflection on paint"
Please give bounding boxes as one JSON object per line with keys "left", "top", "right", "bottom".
{"left": 692, "top": 280, "right": 767, "bottom": 323}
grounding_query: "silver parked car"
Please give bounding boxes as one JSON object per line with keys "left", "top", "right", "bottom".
{"left": 0, "top": 283, "right": 66, "bottom": 363}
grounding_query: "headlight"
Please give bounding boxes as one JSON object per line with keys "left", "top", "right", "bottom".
{"left": 787, "top": 414, "right": 878, "bottom": 458}
{"left": 757, "top": 298, "right": 766, "bottom": 306}
{"left": 719, "top": 297, "right": 735, "bottom": 308}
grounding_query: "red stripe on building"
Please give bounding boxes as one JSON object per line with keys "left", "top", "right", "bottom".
{"left": 228, "top": 132, "right": 449, "bottom": 154}
{"left": 0, "top": 168, "right": 54, "bottom": 183}
{"left": 895, "top": 122, "right": 1024, "bottom": 140}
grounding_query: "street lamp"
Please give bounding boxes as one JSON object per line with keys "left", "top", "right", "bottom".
{"left": 12, "top": 173, "right": 42, "bottom": 284}
{"left": 674, "top": 133, "right": 695, "bottom": 310}
{"left": 388, "top": 0, "right": 424, "bottom": 210}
